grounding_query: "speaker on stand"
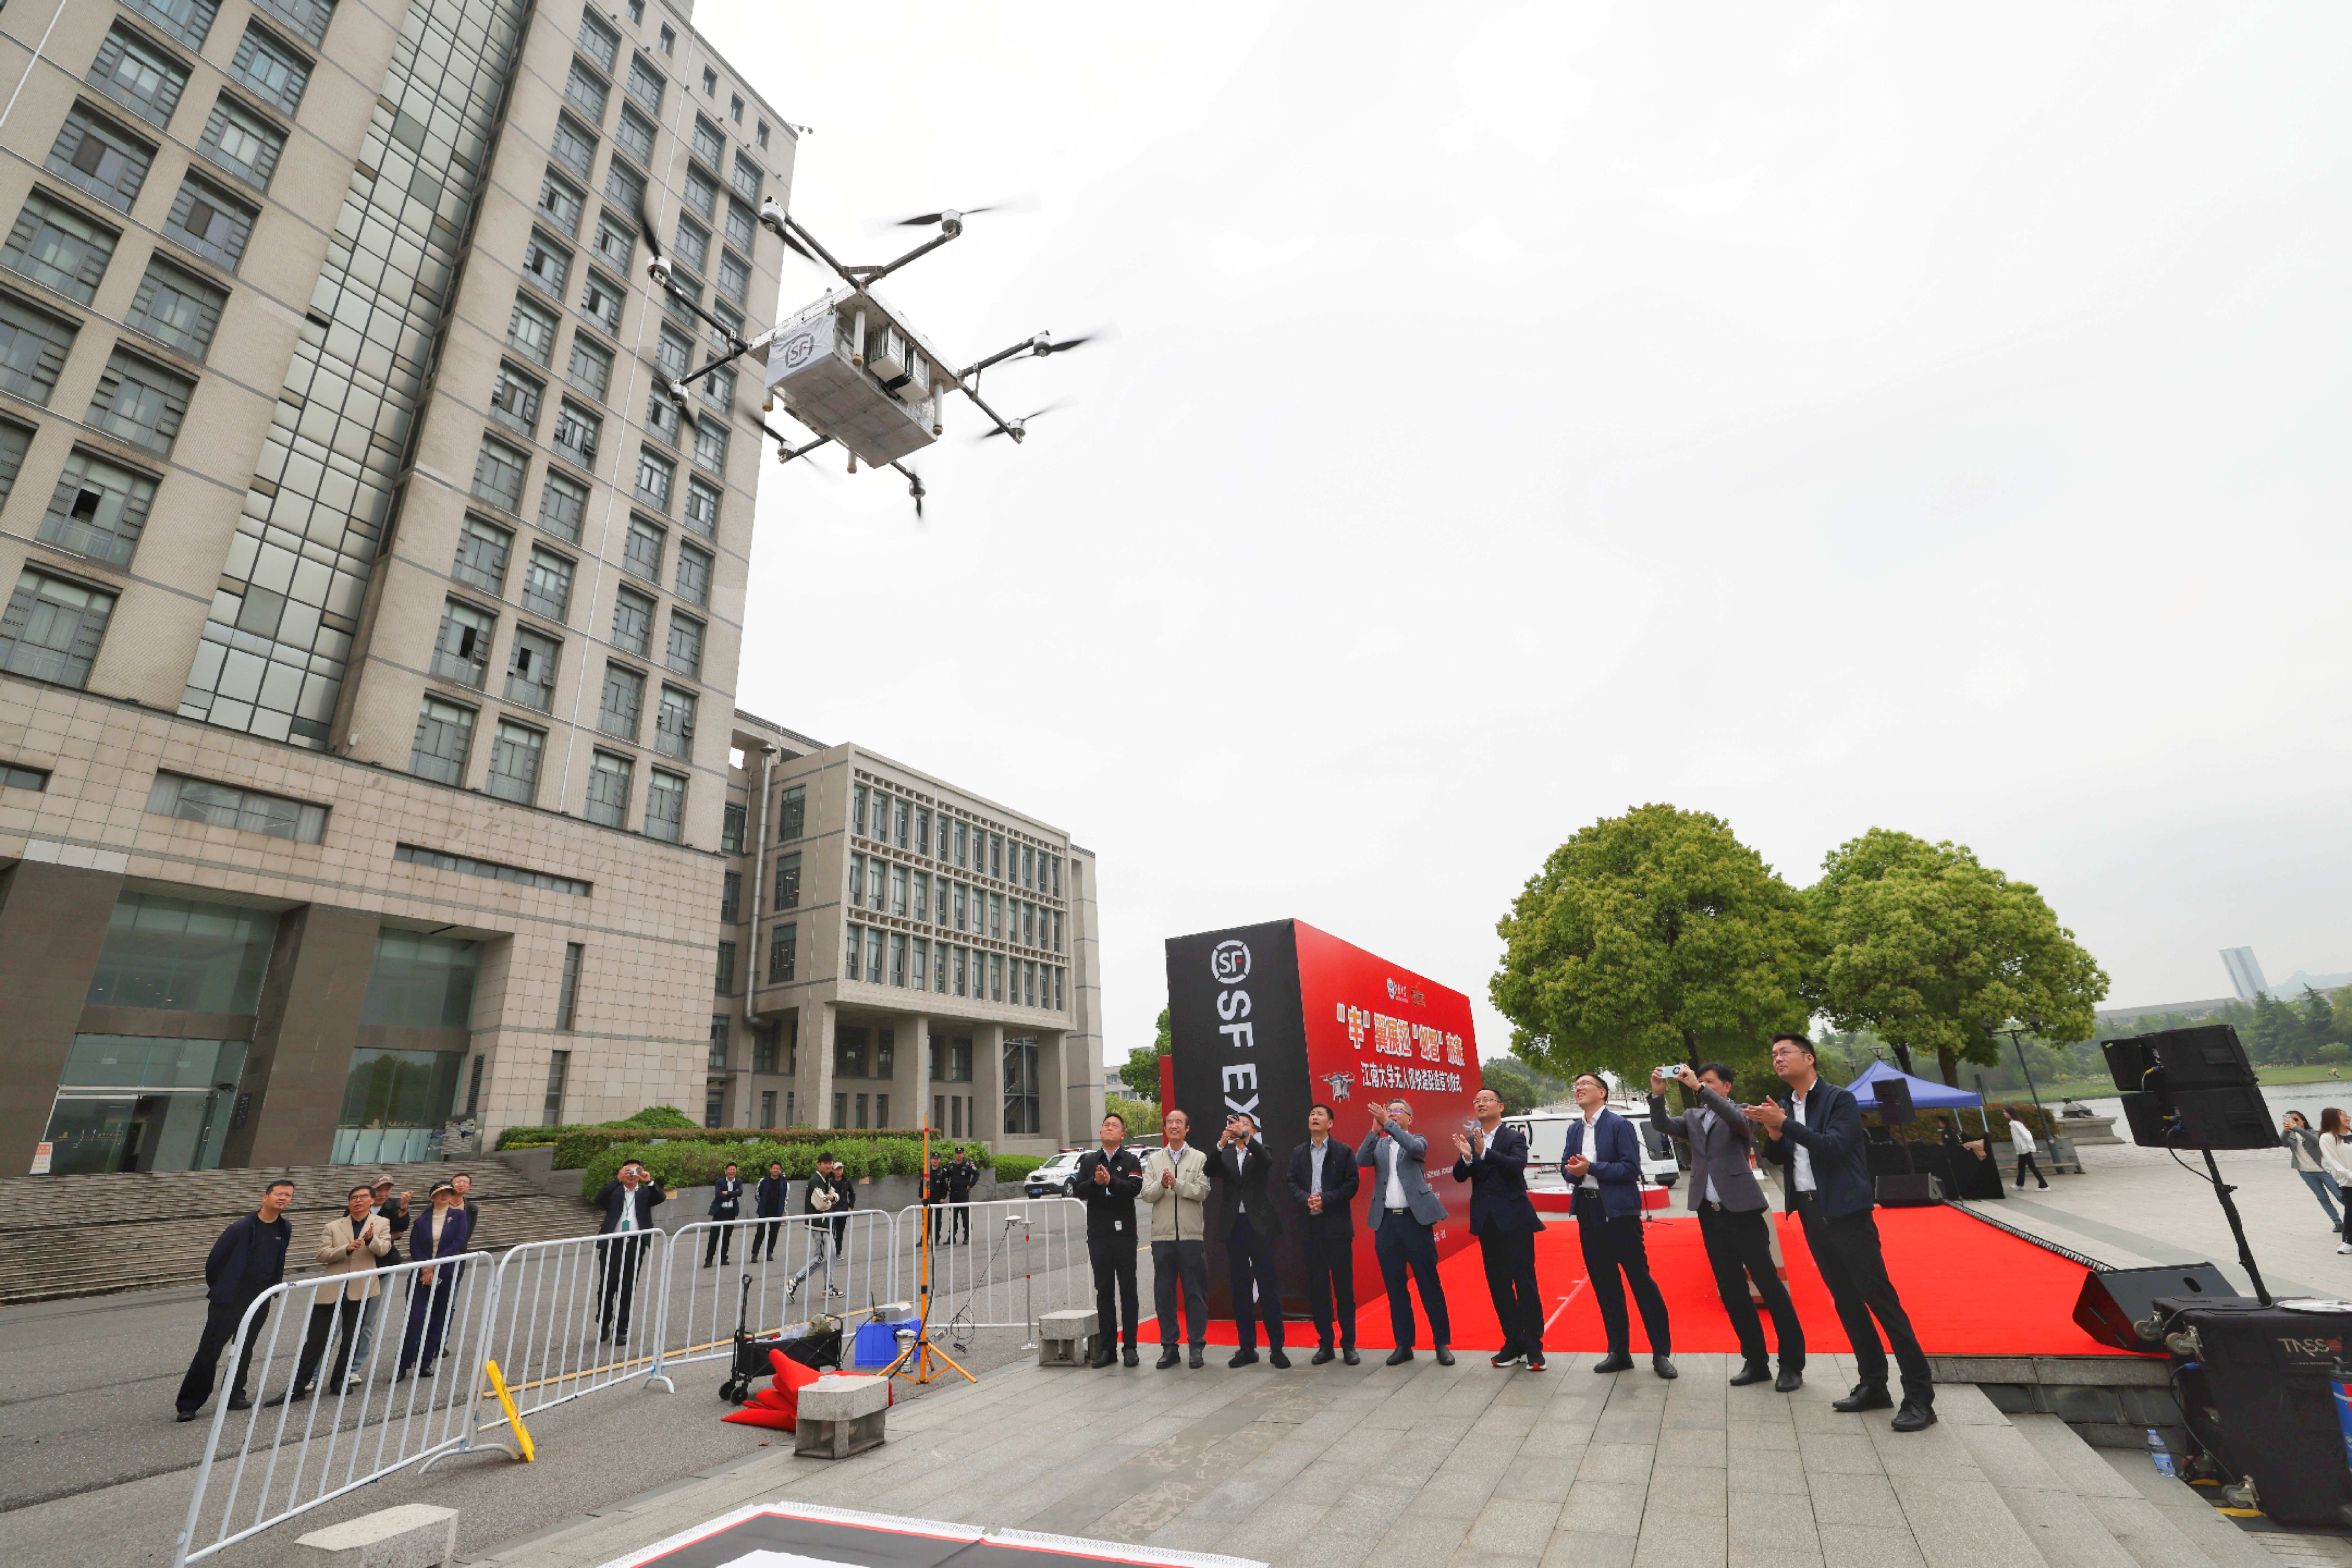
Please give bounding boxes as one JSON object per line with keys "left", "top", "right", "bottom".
{"left": 1870, "top": 1074, "right": 1942, "bottom": 1204}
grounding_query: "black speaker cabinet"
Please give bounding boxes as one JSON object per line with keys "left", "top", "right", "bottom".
{"left": 2119, "top": 1088, "right": 2280, "bottom": 1151}
{"left": 2102, "top": 1024, "right": 2259, "bottom": 1093}
{"left": 1875, "top": 1173, "right": 1943, "bottom": 1207}
{"left": 2168, "top": 1299, "right": 2352, "bottom": 1525}
{"left": 2072, "top": 1263, "right": 2242, "bottom": 1348}
{"left": 1876, "top": 1075, "right": 1916, "bottom": 1124}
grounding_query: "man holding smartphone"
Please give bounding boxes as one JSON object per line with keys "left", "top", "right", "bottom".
{"left": 1210, "top": 1111, "right": 1286, "bottom": 1368}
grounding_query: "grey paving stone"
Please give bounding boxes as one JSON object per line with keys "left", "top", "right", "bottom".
{"left": 1492, "top": 1451, "right": 1583, "bottom": 1503}
{"left": 1818, "top": 1523, "right": 1931, "bottom": 1568}
{"left": 1632, "top": 1504, "right": 1728, "bottom": 1568}
{"left": 1996, "top": 1478, "right": 2142, "bottom": 1568}
{"left": 1578, "top": 1442, "right": 1660, "bottom": 1485}
{"left": 1793, "top": 1431, "right": 1883, "bottom": 1477}
{"left": 1542, "top": 1527, "right": 1640, "bottom": 1568}
{"left": 1883, "top": 1473, "right": 2045, "bottom": 1568}
{"left": 1558, "top": 1478, "right": 1651, "bottom": 1537}
{"left": 1655, "top": 1426, "right": 1728, "bottom": 1468}
{"left": 1725, "top": 1445, "right": 1808, "bottom": 1491}
{"left": 1805, "top": 1469, "right": 1902, "bottom": 1528}
{"left": 1462, "top": 1495, "right": 1566, "bottom": 1555}
{"left": 1369, "top": 1509, "right": 1474, "bottom": 1560}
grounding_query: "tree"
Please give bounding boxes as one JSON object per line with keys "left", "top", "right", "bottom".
{"left": 1480, "top": 1055, "right": 1566, "bottom": 1114}
{"left": 1490, "top": 804, "right": 1815, "bottom": 1087}
{"left": 1808, "top": 828, "right": 2108, "bottom": 1086}
{"left": 1105, "top": 1094, "right": 1161, "bottom": 1136}
{"left": 1116, "top": 1007, "right": 1172, "bottom": 1101}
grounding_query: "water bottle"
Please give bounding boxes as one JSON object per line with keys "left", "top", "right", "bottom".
{"left": 2146, "top": 1428, "right": 2177, "bottom": 1478}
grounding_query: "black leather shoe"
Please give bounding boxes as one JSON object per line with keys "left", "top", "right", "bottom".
{"left": 1123, "top": 1345, "right": 1139, "bottom": 1367}
{"left": 1342, "top": 1348, "right": 1361, "bottom": 1366}
{"left": 262, "top": 1387, "right": 312, "bottom": 1408}
{"left": 227, "top": 1394, "right": 252, "bottom": 1410}
{"left": 1156, "top": 1346, "right": 1181, "bottom": 1369}
{"left": 1526, "top": 1347, "right": 1547, "bottom": 1371}
{"left": 1775, "top": 1367, "right": 1804, "bottom": 1393}
{"left": 1434, "top": 1345, "right": 1454, "bottom": 1366}
{"left": 1228, "top": 1348, "right": 1260, "bottom": 1368}
{"left": 1269, "top": 1348, "right": 1290, "bottom": 1369}
{"left": 176, "top": 1408, "right": 199, "bottom": 1422}
{"left": 1729, "top": 1361, "right": 1773, "bottom": 1387}
{"left": 1385, "top": 1347, "right": 1414, "bottom": 1366}
{"left": 1090, "top": 1347, "right": 1116, "bottom": 1369}
{"left": 1311, "top": 1346, "right": 1336, "bottom": 1365}
{"left": 1834, "top": 1385, "right": 1894, "bottom": 1413}
{"left": 1652, "top": 1354, "right": 1678, "bottom": 1380}
{"left": 1592, "top": 1352, "right": 1635, "bottom": 1374}
{"left": 1188, "top": 1346, "right": 1205, "bottom": 1369}
{"left": 1891, "top": 1398, "right": 1937, "bottom": 1432}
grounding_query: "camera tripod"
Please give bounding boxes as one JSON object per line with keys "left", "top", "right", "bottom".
{"left": 880, "top": 1122, "right": 976, "bottom": 1386}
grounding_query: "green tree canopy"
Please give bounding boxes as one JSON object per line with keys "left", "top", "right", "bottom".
{"left": 1807, "top": 828, "right": 2108, "bottom": 1085}
{"left": 1490, "top": 803, "right": 1815, "bottom": 1085}
{"left": 1116, "top": 1007, "right": 1172, "bottom": 1100}
{"left": 1479, "top": 1055, "right": 1566, "bottom": 1114}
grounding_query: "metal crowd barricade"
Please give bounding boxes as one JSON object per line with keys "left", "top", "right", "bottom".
{"left": 654, "top": 1210, "right": 897, "bottom": 1383}
{"left": 902, "top": 1197, "right": 1088, "bottom": 1343}
{"left": 172, "top": 1248, "right": 495, "bottom": 1567}
{"left": 463, "top": 1228, "right": 679, "bottom": 1445}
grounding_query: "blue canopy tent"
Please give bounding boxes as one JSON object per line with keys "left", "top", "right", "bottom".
{"left": 1844, "top": 1060, "right": 1988, "bottom": 1132}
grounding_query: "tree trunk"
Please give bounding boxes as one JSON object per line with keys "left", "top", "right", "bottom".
{"left": 1890, "top": 1041, "right": 1915, "bottom": 1077}
{"left": 1936, "top": 1048, "right": 1960, "bottom": 1088}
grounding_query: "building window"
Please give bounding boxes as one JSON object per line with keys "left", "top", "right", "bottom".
{"left": 615, "top": 103, "right": 655, "bottom": 165}
{"left": 49, "top": 104, "right": 156, "bottom": 212}
{"left": 0, "top": 569, "right": 113, "bottom": 687}
{"left": 602, "top": 157, "right": 645, "bottom": 216}
{"left": 490, "top": 359, "right": 542, "bottom": 433}
{"left": 889, "top": 933, "right": 907, "bottom": 987}
{"left": 778, "top": 784, "right": 805, "bottom": 839}
{"left": 721, "top": 869, "right": 741, "bottom": 923}
{"left": 551, "top": 114, "right": 597, "bottom": 183}
{"left": 537, "top": 468, "right": 587, "bottom": 542}
{"left": 130, "top": 0, "right": 219, "bottom": 51}
{"left": 692, "top": 417, "right": 728, "bottom": 473}
{"left": 990, "top": 952, "right": 1004, "bottom": 1002}
{"left": 466, "top": 1054, "right": 484, "bottom": 1117}
{"left": 0, "top": 292, "right": 79, "bottom": 403}
{"left": 772, "top": 849, "right": 801, "bottom": 910}
{"left": 564, "top": 57, "right": 609, "bottom": 121}
{"left": 118, "top": 259, "right": 222, "bottom": 363}
{"left": 552, "top": 398, "right": 600, "bottom": 466}
{"left": 580, "top": 268, "right": 622, "bottom": 333}
{"left": 453, "top": 514, "right": 512, "bottom": 593}
{"left": 472, "top": 436, "right": 528, "bottom": 512}
{"left": 585, "top": 750, "right": 632, "bottom": 827}
{"left": 692, "top": 115, "right": 725, "bottom": 167}
{"left": 598, "top": 661, "right": 644, "bottom": 739}
{"left": 655, "top": 322, "right": 692, "bottom": 380}
{"left": 592, "top": 207, "right": 635, "bottom": 274}
{"left": 684, "top": 165, "right": 718, "bottom": 222}
{"left": 197, "top": 95, "right": 286, "bottom": 191}
{"left": 731, "top": 152, "right": 761, "bottom": 200}
{"left": 665, "top": 611, "right": 704, "bottom": 677}
{"left": 674, "top": 212, "right": 709, "bottom": 273}
{"left": 485, "top": 719, "right": 543, "bottom": 804}
{"left": 91, "top": 26, "right": 191, "bottom": 128}
{"left": 430, "top": 598, "right": 493, "bottom": 687}
{"left": 682, "top": 475, "right": 720, "bottom": 538}
{"left": 566, "top": 333, "right": 613, "bottom": 400}
{"left": 1003, "top": 1037, "right": 1040, "bottom": 1135}
{"left": 623, "top": 514, "right": 664, "bottom": 581}
{"left": 715, "top": 941, "right": 735, "bottom": 993}
{"left": 407, "top": 696, "right": 474, "bottom": 784}
{"left": 759, "top": 1090, "right": 776, "bottom": 1128}
{"left": 4, "top": 192, "right": 119, "bottom": 304}
{"left": 523, "top": 231, "right": 570, "bottom": 297}
{"left": 576, "top": 9, "right": 619, "bottom": 71}
{"left": 674, "top": 542, "right": 712, "bottom": 607}
{"left": 543, "top": 1049, "right": 570, "bottom": 1122}
{"left": 757, "top": 121, "right": 770, "bottom": 150}
{"left": 645, "top": 768, "right": 685, "bottom": 841}
{"left": 505, "top": 624, "right": 559, "bottom": 710}
{"left": 229, "top": 26, "right": 309, "bottom": 116}
{"left": 146, "top": 771, "right": 326, "bottom": 841}
{"left": 521, "top": 545, "right": 573, "bottom": 620}
{"left": 553, "top": 942, "right": 584, "bottom": 1030}
{"left": 163, "top": 175, "right": 256, "bottom": 270}
{"left": 252, "top": 0, "right": 334, "bottom": 51}
{"left": 662, "top": 271, "right": 701, "bottom": 329}
{"left": 85, "top": 348, "right": 193, "bottom": 456}
{"left": 699, "top": 360, "right": 735, "bottom": 414}
{"left": 892, "top": 864, "right": 909, "bottom": 917}
{"left": 625, "top": 55, "right": 665, "bottom": 114}
{"left": 635, "top": 447, "right": 674, "bottom": 509}
{"left": 725, "top": 198, "right": 755, "bottom": 250}
{"left": 701, "top": 66, "right": 718, "bottom": 96}
{"left": 767, "top": 921, "right": 796, "bottom": 983}
{"left": 717, "top": 802, "right": 748, "bottom": 858}
{"left": 42, "top": 449, "right": 158, "bottom": 566}
{"left": 644, "top": 383, "right": 680, "bottom": 444}
{"left": 658, "top": 23, "right": 675, "bottom": 55}
{"left": 610, "top": 584, "right": 654, "bottom": 656}
{"left": 654, "top": 685, "right": 695, "bottom": 759}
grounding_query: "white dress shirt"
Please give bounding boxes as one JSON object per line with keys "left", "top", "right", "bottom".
{"left": 616, "top": 1186, "right": 639, "bottom": 1231}
{"left": 1578, "top": 1109, "right": 1602, "bottom": 1190}
{"left": 1382, "top": 1138, "right": 1406, "bottom": 1209}
{"left": 1788, "top": 1090, "right": 1816, "bottom": 1193}
{"left": 1306, "top": 1137, "right": 1330, "bottom": 1195}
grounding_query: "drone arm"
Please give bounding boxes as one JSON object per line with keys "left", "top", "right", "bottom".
{"left": 782, "top": 216, "right": 863, "bottom": 291}
{"left": 950, "top": 377, "right": 1022, "bottom": 442}
{"left": 958, "top": 334, "right": 1047, "bottom": 381}
{"left": 677, "top": 325, "right": 779, "bottom": 390}
{"left": 860, "top": 226, "right": 961, "bottom": 286}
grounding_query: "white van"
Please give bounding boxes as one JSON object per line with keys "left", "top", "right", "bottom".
{"left": 1503, "top": 1109, "right": 1680, "bottom": 1191}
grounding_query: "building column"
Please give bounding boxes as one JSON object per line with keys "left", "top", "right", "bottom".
{"left": 801, "top": 997, "right": 835, "bottom": 1131}
{"left": 0, "top": 859, "right": 126, "bottom": 1171}
{"left": 898, "top": 1010, "right": 928, "bottom": 1135}
{"left": 1037, "top": 1029, "right": 1067, "bottom": 1146}
{"left": 226, "top": 904, "right": 382, "bottom": 1168}
{"left": 974, "top": 1021, "right": 1006, "bottom": 1146}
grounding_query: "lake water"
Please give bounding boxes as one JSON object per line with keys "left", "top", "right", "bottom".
{"left": 2050, "top": 1083, "right": 2352, "bottom": 1135}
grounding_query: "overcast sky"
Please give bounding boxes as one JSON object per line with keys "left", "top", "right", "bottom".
{"left": 695, "top": 3, "right": 2352, "bottom": 1062}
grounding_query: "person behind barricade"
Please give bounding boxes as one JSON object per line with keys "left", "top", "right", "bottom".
{"left": 346, "top": 1176, "right": 410, "bottom": 1373}
{"left": 704, "top": 1162, "right": 745, "bottom": 1268}
{"left": 925, "top": 1151, "right": 948, "bottom": 1246}
{"left": 268, "top": 1184, "right": 390, "bottom": 1405}
{"left": 176, "top": 1178, "right": 297, "bottom": 1420}
{"left": 396, "top": 1182, "right": 471, "bottom": 1379}
{"left": 440, "top": 1172, "right": 482, "bottom": 1362}
{"left": 786, "top": 1152, "right": 852, "bottom": 1304}
{"left": 751, "top": 1160, "right": 789, "bottom": 1262}
{"left": 947, "top": 1146, "right": 978, "bottom": 1243}
{"left": 593, "top": 1160, "right": 665, "bottom": 1345}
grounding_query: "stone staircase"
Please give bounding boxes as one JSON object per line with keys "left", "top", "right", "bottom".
{"left": 0, "top": 1159, "right": 597, "bottom": 1304}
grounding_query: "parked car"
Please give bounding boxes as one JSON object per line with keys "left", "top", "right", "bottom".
{"left": 1505, "top": 1111, "right": 1681, "bottom": 1190}
{"left": 1025, "top": 1149, "right": 1088, "bottom": 1197}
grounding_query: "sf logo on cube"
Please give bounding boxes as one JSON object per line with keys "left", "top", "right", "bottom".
{"left": 1210, "top": 940, "right": 1251, "bottom": 985}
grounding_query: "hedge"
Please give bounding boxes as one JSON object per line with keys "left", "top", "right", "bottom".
{"left": 1877, "top": 1103, "right": 2064, "bottom": 1144}
{"left": 991, "top": 1155, "right": 1047, "bottom": 1187}
{"left": 512, "top": 1123, "right": 939, "bottom": 1168}
{"left": 495, "top": 1104, "right": 699, "bottom": 1151}
{"left": 580, "top": 1136, "right": 996, "bottom": 1202}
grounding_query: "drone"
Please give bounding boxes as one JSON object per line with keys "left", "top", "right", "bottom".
{"left": 635, "top": 192, "right": 1097, "bottom": 519}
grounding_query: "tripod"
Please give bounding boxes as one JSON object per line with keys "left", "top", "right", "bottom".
{"left": 2194, "top": 1145, "right": 2272, "bottom": 1307}
{"left": 881, "top": 1121, "right": 975, "bottom": 1386}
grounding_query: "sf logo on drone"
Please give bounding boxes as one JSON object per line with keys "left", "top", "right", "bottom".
{"left": 782, "top": 332, "right": 816, "bottom": 369}
{"left": 1210, "top": 940, "right": 1250, "bottom": 985}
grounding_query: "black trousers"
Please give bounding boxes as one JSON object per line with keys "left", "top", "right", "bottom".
{"left": 1577, "top": 1210, "right": 1671, "bottom": 1355}
{"left": 951, "top": 1198, "right": 971, "bottom": 1241}
{"left": 1224, "top": 1214, "right": 1284, "bottom": 1351}
{"left": 704, "top": 1219, "right": 738, "bottom": 1264}
{"left": 1794, "top": 1196, "right": 1932, "bottom": 1402}
{"left": 1301, "top": 1221, "right": 1356, "bottom": 1348}
{"left": 1479, "top": 1227, "right": 1544, "bottom": 1354}
{"left": 597, "top": 1234, "right": 650, "bottom": 1339}
{"left": 177, "top": 1295, "right": 272, "bottom": 1412}
{"left": 1696, "top": 1204, "right": 1804, "bottom": 1370}
{"left": 1150, "top": 1239, "right": 1209, "bottom": 1346}
{"left": 1373, "top": 1212, "right": 1450, "bottom": 1349}
{"left": 293, "top": 1297, "right": 364, "bottom": 1390}
{"left": 750, "top": 1218, "right": 784, "bottom": 1260}
{"left": 1088, "top": 1234, "right": 1140, "bottom": 1347}
{"left": 2014, "top": 1153, "right": 2046, "bottom": 1188}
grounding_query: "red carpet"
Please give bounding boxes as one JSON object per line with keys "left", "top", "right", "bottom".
{"left": 1141, "top": 1206, "right": 2134, "bottom": 1357}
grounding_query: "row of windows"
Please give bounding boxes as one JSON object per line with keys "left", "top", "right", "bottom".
{"left": 852, "top": 781, "right": 1064, "bottom": 896}
{"left": 30, "top": 99, "right": 260, "bottom": 274}
{"left": 394, "top": 841, "right": 590, "bottom": 897}
{"left": 841, "top": 925, "right": 1068, "bottom": 1011}
{"left": 846, "top": 853, "right": 1066, "bottom": 953}
{"left": 406, "top": 692, "right": 688, "bottom": 839}
{"left": 593, "top": 1, "right": 777, "bottom": 151}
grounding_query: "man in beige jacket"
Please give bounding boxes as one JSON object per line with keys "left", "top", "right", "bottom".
{"left": 1141, "top": 1108, "right": 1214, "bottom": 1369}
{"left": 267, "top": 1184, "right": 390, "bottom": 1404}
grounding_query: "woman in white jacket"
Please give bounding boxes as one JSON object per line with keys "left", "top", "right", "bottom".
{"left": 2283, "top": 1111, "right": 2342, "bottom": 1232}
{"left": 2317, "top": 1109, "right": 2352, "bottom": 1255}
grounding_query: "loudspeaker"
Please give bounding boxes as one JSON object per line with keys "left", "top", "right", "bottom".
{"left": 2101, "top": 1024, "right": 2259, "bottom": 1093}
{"left": 2168, "top": 1300, "right": 2352, "bottom": 1525}
{"left": 1875, "top": 1173, "right": 1942, "bottom": 1207}
{"left": 2071, "top": 1263, "right": 2240, "bottom": 1348}
{"left": 2119, "top": 1088, "right": 2280, "bottom": 1151}
{"left": 1876, "top": 1076, "right": 1916, "bottom": 1124}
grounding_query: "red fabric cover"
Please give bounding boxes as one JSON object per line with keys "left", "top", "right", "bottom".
{"left": 721, "top": 1403, "right": 796, "bottom": 1429}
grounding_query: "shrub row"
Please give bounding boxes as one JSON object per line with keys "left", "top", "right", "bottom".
{"left": 1878, "top": 1103, "right": 2064, "bottom": 1144}
{"left": 495, "top": 1104, "right": 699, "bottom": 1151}
{"left": 991, "top": 1155, "right": 1047, "bottom": 1187}
{"left": 578, "top": 1136, "right": 1001, "bottom": 1201}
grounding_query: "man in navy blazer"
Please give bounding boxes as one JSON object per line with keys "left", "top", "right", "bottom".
{"left": 1451, "top": 1086, "right": 1547, "bottom": 1370}
{"left": 1561, "top": 1073, "right": 1675, "bottom": 1378}
{"left": 1750, "top": 1033, "right": 1934, "bottom": 1431}
{"left": 1288, "top": 1102, "right": 1361, "bottom": 1365}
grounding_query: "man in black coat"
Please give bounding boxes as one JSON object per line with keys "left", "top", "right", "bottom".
{"left": 704, "top": 1162, "right": 745, "bottom": 1267}
{"left": 1074, "top": 1112, "right": 1145, "bottom": 1367}
{"left": 946, "top": 1149, "right": 978, "bottom": 1243}
{"left": 1209, "top": 1111, "right": 1287, "bottom": 1369}
{"left": 1453, "top": 1086, "right": 1548, "bottom": 1370}
{"left": 750, "top": 1160, "right": 789, "bottom": 1262}
{"left": 924, "top": 1153, "right": 948, "bottom": 1246}
{"left": 1751, "top": 1033, "right": 1935, "bottom": 1431}
{"left": 593, "top": 1161, "right": 665, "bottom": 1344}
{"left": 1288, "top": 1102, "right": 1361, "bottom": 1365}
{"left": 176, "top": 1179, "right": 296, "bottom": 1419}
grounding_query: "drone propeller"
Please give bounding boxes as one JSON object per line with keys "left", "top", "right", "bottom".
{"left": 891, "top": 461, "right": 926, "bottom": 522}
{"left": 892, "top": 200, "right": 1023, "bottom": 228}
{"left": 636, "top": 193, "right": 667, "bottom": 266}
{"left": 778, "top": 225, "right": 819, "bottom": 264}
{"left": 1031, "top": 328, "right": 1110, "bottom": 358}
{"left": 977, "top": 398, "right": 1072, "bottom": 441}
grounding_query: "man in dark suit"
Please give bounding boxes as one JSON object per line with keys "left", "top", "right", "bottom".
{"left": 593, "top": 1160, "right": 665, "bottom": 1344}
{"left": 1563, "top": 1072, "right": 1675, "bottom": 1378}
{"left": 1750, "top": 1033, "right": 1934, "bottom": 1431}
{"left": 1210, "top": 1111, "right": 1288, "bottom": 1368}
{"left": 1356, "top": 1098, "right": 1454, "bottom": 1366}
{"left": 704, "top": 1161, "right": 745, "bottom": 1267}
{"left": 750, "top": 1161, "right": 788, "bottom": 1262}
{"left": 175, "top": 1179, "right": 295, "bottom": 1419}
{"left": 1652, "top": 1063, "right": 1804, "bottom": 1391}
{"left": 1452, "top": 1086, "right": 1547, "bottom": 1370}
{"left": 1288, "top": 1102, "right": 1360, "bottom": 1365}
{"left": 1074, "top": 1111, "right": 1145, "bottom": 1367}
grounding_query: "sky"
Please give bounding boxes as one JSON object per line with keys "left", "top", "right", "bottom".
{"left": 692, "top": 2, "right": 2352, "bottom": 1064}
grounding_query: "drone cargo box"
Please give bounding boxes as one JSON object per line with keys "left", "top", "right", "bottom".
{"left": 765, "top": 288, "right": 947, "bottom": 467}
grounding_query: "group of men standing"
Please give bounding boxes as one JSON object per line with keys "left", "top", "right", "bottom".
{"left": 1072, "top": 1032, "right": 1937, "bottom": 1433}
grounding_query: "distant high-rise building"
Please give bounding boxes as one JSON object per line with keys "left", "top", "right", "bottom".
{"left": 2221, "top": 947, "right": 2269, "bottom": 1002}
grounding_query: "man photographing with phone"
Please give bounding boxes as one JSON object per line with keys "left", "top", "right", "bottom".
{"left": 1209, "top": 1111, "right": 1286, "bottom": 1368}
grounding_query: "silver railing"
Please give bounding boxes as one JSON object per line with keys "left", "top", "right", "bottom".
{"left": 654, "top": 1210, "right": 897, "bottom": 1382}
{"left": 900, "top": 1197, "right": 1089, "bottom": 1346}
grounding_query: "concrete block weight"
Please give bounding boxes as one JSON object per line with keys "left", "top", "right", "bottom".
{"left": 296, "top": 1503, "right": 458, "bottom": 1568}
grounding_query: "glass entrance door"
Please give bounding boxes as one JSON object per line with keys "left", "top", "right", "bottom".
{"left": 41, "top": 1035, "right": 246, "bottom": 1175}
